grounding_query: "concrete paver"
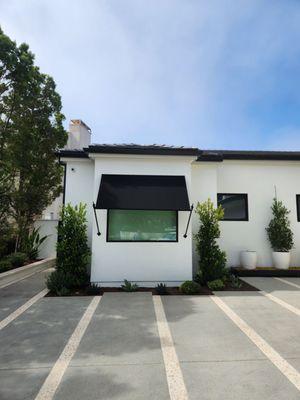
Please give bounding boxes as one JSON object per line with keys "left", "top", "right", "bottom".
{"left": 0, "top": 297, "right": 91, "bottom": 400}
{"left": 162, "top": 294, "right": 300, "bottom": 400}
{"left": 0, "top": 368, "right": 50, "bottom": 400}
{"left": 0, "top": 269, "right": 51, "bottom": 321}
{"left": 242, "top": 277, "right": 300, "bottom": 309}
{"left": 181, "top": 359, "right": 298, "bottom": 400}
{"left": 161, "top": 295, "right": 264, "bottom": 362}
{"left": 216, "top": 290, "right": 300, "bottom": 359}
{"left": 54, "top": 293, "right": 170, "bottom": 400}
{"left": 69, "top": 292, "right": 164, "bottom": 366}
{"left": 54, "top": 364, "right": 168, "bottom": 400}
{"left": 1, "top": 276, "right": 300, "bottom": 400}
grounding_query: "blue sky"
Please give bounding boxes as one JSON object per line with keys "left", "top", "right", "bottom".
{"left": 1, "top": 0, "right": 300, "bottom": 150}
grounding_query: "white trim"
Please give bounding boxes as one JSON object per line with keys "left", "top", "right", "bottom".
{"left": 153, "top": 295, "right": 189, "bottom": 400}
{"left": 60, "top": 157, "right": 92, "bottom": 163}
{"left": 88, "top": 153, "right": 197, "bottom": 162}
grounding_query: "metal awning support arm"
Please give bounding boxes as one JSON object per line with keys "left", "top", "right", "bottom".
{"left": 183, "top": 204, "right": 194, "bottom": 238}
{"left": 92, "top": 202, "right": 101, "bottom": 236}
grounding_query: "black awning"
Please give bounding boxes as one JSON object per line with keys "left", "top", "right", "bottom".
{"left": 96, "top": 174, "right": 190, "bottom": 211}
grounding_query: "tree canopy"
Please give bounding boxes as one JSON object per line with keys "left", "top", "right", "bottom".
{"left": 0, "top": 27, "right": 67, "bottom": 252}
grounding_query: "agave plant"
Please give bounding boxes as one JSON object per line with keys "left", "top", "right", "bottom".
{"left": 22, "top": 227, "right": 48, "bottom": 260}
{"left": 121, "top": 279, "right": 139, "bottom": 292}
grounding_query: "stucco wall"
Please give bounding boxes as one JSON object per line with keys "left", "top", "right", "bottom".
{"left": 191, "top": 160, "right": 300, "bottom": 268}
{"left": 63, "top": 158, "right": 94, "bottom": 245}
{"left": 34, "top": 219, "right": 58, "bottom": 259}
{"left": 191, "top": 163, "right": 218, "bottom": 274}
{"left": 90, "top": 155, "right": 195, "bottom": 286}
{"left": 60, "top": 154, "right": 300, "bottom": 283}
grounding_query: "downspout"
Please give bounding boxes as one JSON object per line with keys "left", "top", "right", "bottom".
{"left": 58, "top": 154, "right": 66, "bottom": 206}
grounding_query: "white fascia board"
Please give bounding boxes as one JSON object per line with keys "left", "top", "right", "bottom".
{"left": 222, "top": 159, "right": 300, "bottom": 167}
{"left": 87, "top": 153, "right": 197, "bottom": 163}
{"left": 60, "top": 157, "right": 93, "bottom": 163}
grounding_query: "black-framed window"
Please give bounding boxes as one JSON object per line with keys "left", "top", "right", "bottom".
{"left": 217, "top": 193, "right": 249, "bottom": 221}
{"left": 107, "top": 210, "right": 178, "bottom": 242}
{"left": 296, "top": 195, "right": 300, "bottom": 221}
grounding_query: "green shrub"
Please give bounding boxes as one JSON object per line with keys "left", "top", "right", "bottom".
{"left": 85, "top": 283, "right": 101, "bottom": 295}
{"left": 47, "top": 203, "right": 90, "bottom": 295}
{"left": 194, "top": 199, "right": 227, "bottom": 284}
{"left": 266, "top": 198, "right": 294, "bottom": 252}
{"left": 121, "top": 279, "right": 139, "bottom": 292}
{"left": 7, "top": 252, "right": 28, "bottom": 268}
{"left": 156, "top": 283, "right": 167, "bottom": 295}
{"left": 180, "top": 280, "right": 201, "bottom": 295}
{"left": 57, "top": 287, "right": 71, "bottom": 296}
{"left": 46, "top": 270, "right": 78, "bottom": 295}
{"left": 0, "top": 227, "right": 15, "bottom": 259}
{"left": 207, "top": 279, "right": 225, "bottom": 291}
{"left": 229, "top": 274, "right": 242, "bottom": 289}
{"left": 0, "top": 259, "right": 12, "bottom": 273}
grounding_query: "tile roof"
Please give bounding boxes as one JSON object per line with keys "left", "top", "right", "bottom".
{"left": 58, "top": 145, "right": 300, "bottom": 161}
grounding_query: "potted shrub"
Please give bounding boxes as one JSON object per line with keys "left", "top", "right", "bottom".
{"left": 266, "top": 198, "right": 294, "bottom": 269}
{"left": 240, "top": 250, "right": 257, "bottom": 270}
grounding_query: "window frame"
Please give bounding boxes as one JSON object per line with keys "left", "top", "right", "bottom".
{"left": 106, "top": 209, "right": 179, "bottom": 243}
{"left": 217, "top": 193, "right": 249, "bottom": 221}
{"left": 296, "top": 195, "right": 300, "bottom": 222}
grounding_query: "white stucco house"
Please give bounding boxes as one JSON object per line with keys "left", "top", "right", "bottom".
{"left": 47, "top": 119, "right": 300, "bottom": 286}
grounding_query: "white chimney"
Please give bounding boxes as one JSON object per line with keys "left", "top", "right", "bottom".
{"left": 66, "top": 119, "right": 91, "bottom": 150}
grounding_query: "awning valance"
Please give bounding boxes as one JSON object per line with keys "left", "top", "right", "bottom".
{"left": 95, "top": 174, "right": 190, "bottom": 211}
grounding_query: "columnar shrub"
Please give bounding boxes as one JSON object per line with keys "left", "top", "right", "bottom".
{"left": 266, "top": 198, "right": 294, "bottom": 252}
{"left": 47, "top": 203, "right": 90, "bottom": 294}
{"left": 194, "top": 199, "right": 227, "bottom": 284}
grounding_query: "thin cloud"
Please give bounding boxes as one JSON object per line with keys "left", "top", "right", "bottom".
{"left": 1, "top": 0, "right": 300, "bottom": 150}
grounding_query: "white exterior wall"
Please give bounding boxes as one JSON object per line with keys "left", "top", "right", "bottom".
{"left": 217, "top": 160, "right": 300, "bottom": 267}
{"left": 191, "top": 160, "right": 300, "bottom": 268}
{"left": 191, "top": 163, "right": 218, "bottom": 273}
{"left": 61, "top": 154, "right": 300, "bottom": 284}
{"left": 63, "top": 158, "right": 94, "bottom": 245}
{"left": 90, "top": 155, "right": 195, "bottom": 286}
{"left": 34, "top": 219, "right": 59, "bottom": 259}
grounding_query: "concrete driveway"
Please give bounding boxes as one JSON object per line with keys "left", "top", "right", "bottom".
{"left": 0, "top": 273, "right": 299, "bottom": 400}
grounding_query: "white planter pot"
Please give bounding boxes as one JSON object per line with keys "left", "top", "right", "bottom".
{"left": 272, "top": 252, "right": 290, "bottom": 270}
{"left": 240, "top": 251, "right": 257, "bottom": 270}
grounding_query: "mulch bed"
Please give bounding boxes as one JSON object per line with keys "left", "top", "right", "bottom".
{"left": 46, "top": 277, "right": 258, "bottom": 297}
{"left": 46, "top": 286, "right": 213, "bottom": 296}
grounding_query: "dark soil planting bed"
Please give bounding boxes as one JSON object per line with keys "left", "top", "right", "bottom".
{"left": 231, "top": 266, "right": 300, "bottom": 278}
{"left": 46, "top": 277, "right": 258, "bottom": 297}
{"left": 47, "top": 286, "right": 213, "bottom": 296}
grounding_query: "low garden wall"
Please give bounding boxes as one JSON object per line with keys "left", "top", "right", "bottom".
{"left": 0, "top": 257, "right": 56, "bottom": 287}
